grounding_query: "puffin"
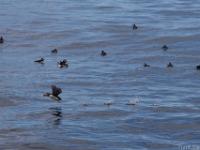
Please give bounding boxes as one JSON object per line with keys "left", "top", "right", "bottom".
{"left": 43, "top": 85, "right": 62, "bottom": 101}
{"left": 51, "top": 48, "right": 58, "bottom": 53}
{"left": 101, "top": 50, "right": 107, "bottom": 56}
{"left": 58, "top": 59, "right": 68, "bottom": 68}
{"left": 162, "top": 45, "right": 168, "bottom": 51}
{"left": 144, "top": 63, "right": 150, "bottom": 67}
{"left": 167, "top": 62, "right": 173, "bottom": 68}
{"left": 133, "top": 24, "right": 138, "bottom": 30}
{"left": 196, "top": 65, "right": 200, "bottom": 70}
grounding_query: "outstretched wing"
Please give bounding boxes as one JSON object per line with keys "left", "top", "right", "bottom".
{"left": 51, "top": 85, "right": 62, "bottom": 96}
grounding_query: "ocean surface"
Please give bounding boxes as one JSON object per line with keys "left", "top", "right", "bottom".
{"left": 0, "top": 0, "right": 200, "bottom": 149}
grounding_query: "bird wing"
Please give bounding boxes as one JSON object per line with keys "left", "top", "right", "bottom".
{"left": 34, "top": 58, "right": 43, "bottom": 62}
{"left": 34, "top": 60, "right": 40, "bottom": 62}
{"left": 51, "top": 85, "right": 62, "bottom": 96}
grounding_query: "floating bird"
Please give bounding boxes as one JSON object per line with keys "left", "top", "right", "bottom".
{"left": 58, "top": 59, "right": 68, "bottom": 68}
{"left": 101, "top": 50, "right": 107, "bottom": 56}
{"left": 144, "top": 63, "right": 150, "bottom": 67}
{"left": 34, "top": 58, "right": 44, "bottom": 64}
{"left": 167, "top": 62, "right": 173, "bottom": 68}
{"left": 162, "top": 45, "right": 168, "bottom": 51}
{"left": 51, "top": 48, "right": 58, "bottom": 53}
{"left": 133, "top": 24, "right": 138, "bottom": 30}
{"left": 196, "top": 65, "right": 200, "bottom": 70}
{"left": 0, "top": 36, "right": 4, "bottom": 44}
{"left": 43, "top": 85, "right": 62, "bottom": 100}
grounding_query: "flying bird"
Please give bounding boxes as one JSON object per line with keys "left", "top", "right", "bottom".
{"left": 57, "top": 59, "right": 68, "bottom": 68}
{"left": 43, "top": 85, "right": 62, "bottom": 101}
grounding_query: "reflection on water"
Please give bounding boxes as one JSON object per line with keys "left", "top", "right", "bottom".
{"left": 49, "top": 107, "right": 62, "bottom": 126}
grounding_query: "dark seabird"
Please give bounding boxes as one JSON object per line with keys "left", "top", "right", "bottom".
{"left": 162, "top": 45, "right": 168, "bottom": 51}
{"left": 196, "top": 65, "right": 200, "bottom": 70}
{"left": 43, "top": 85, "right": 62, "bottom": 100}
{"left": 58, "top": 59, "right": 68, "bottom": 68}
{"left": 133, "top": 24, "right": 138, "bottom": 30}
{"left": 51, "top": 48, "right": 58, "bottom": 53}
{"left": 144, "top": 63, "right": 150, "bottom": 67}
{"left": 0, "top": 36, "right": 4, "bottom": 44}
{"left": 34, "top": 58, "right": 44, "bottom": 64}
{"left": 101, "top": 50, "right": 107, "bottom": 56}
{"left": 167, "top": 62, "right": 173, "bottom": 68}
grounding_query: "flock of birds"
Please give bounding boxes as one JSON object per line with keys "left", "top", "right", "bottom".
{"left": 1, "top": 23, "right": 200, "bottom": 106}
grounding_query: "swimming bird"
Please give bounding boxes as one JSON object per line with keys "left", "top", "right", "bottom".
{"left": 58, "top": 59, "right": 68, "bottom": 68}
{"left": 51, "top": 48, "right": 58, "bottom": 53}
{"left": 162, "top": 45, "right": 168, "bottom": 51}
{"left": 101, "top": 50, "right": 107, "bottom": 56}
{"left": 196, "top": 65, "right": 200, "bottom": 70}
{"left": 144, "top": 63, "right": 150, "bottom": 67}
{"left": 0, "top": 36, "right": 4, "bottom": 44}
{"left": 167, "top": 62, "right": 173, "bottom": 68}
{"left": 34, "top": 58, "right": 44, "bottom": 64}
{"left": 133, "top": 24, "right": 138, "bottom": 30}
{"left": 43, "top": 85, "right": 62, "bottom": 100}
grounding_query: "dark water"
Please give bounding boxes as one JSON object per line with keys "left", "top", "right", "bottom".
{"left": 0, "top": 0, "right": 200, "bottom": 150}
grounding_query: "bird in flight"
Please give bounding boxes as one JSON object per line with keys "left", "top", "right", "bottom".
{"left": 43, "top": 85, "right": 62, "bottom": 101}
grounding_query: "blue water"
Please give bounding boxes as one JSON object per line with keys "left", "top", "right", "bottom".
{"left": 0, "top": 0, "right": 200, "bottom": 149}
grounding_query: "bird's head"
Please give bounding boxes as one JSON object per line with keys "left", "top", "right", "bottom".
{"left": 43, "top": 92, "right": 50, "bottom": 97}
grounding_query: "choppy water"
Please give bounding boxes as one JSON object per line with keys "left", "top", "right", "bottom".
{"left": 0, "top": 0, "right": 200, "bottom": 149}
